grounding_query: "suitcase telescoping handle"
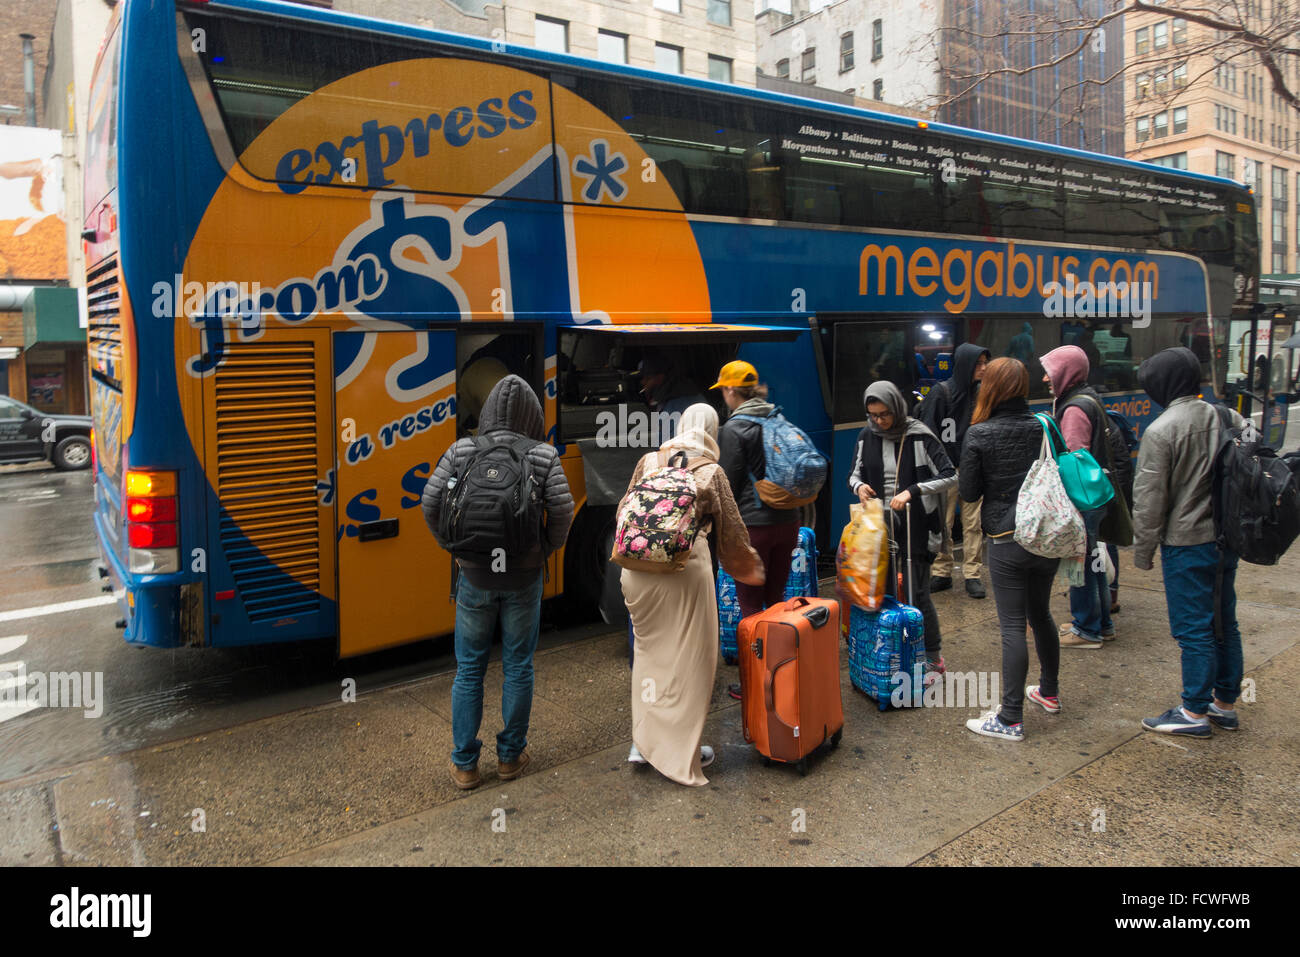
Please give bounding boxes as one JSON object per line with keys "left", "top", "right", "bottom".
{"left": 905, "top": 500, "right": 913, "bottom": 607}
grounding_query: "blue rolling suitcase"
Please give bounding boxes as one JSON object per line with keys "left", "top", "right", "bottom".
{"left": 718, "top": 527, "right": 818, "bottom": 665}
{"left": 845, "top": 504, "right": 927, "bottom": 710}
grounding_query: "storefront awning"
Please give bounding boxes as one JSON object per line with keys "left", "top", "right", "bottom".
{"left": 22, "top": 287, "right": 81, "bottom": 348}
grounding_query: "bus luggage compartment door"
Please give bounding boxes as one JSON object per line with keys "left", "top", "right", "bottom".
{"left": 334, "top": 330, "right": 457, "bottom": 657}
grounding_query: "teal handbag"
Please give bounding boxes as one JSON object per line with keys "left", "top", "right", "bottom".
{"left": 1034, "top": 413, "right": 1115, "bottom": 512}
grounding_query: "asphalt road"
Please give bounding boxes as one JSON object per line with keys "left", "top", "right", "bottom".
{"left": 0, "top": 463, "right": 605, "bottom": 782}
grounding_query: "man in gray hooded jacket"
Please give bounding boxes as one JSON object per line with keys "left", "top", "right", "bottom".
{"left": 1133, "top": 347, "right": 1246, "bottom": 739}
{"left": 422, "top": 375, "right": 574, "bottom": 789}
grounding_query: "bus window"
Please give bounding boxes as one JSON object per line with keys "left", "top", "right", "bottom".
{"left": 456, "top": 329, "right": 541, "bottom": 437}
{"left": 828, "top": 321, "right": 913, "bottom": 424}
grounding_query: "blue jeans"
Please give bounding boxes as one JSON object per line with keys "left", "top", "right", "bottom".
{"left": 1160, "top": 543, "right": 1243, "bottom": 714}
{"left": 1068, "top": 506, "right": 1113, "bottom": 641}
{"left": 451, "top": 570, "right": 544, "bottom": 768}
{"left": 1106, "top": 543, "right": 1119, "bottom": 602}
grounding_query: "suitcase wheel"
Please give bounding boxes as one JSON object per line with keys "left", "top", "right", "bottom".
{"left": 761, "top": 756, "right": 771, "bottom": 767}
{"left": 723, "top": 655, "right": 737, "bottom": 666}
{"left": 831, "top": 729, "right": 843, "bottom": 748}
{"left": 797, "top": 758, "right": 808, "bottom": 776}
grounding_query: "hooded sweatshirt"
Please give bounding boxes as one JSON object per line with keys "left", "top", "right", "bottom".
{"left": 918, "top": 342, "right": 991, "bottom": 464}
{"left": 422, "top": 374, "right": 575, "bottom": 590}
{"left": 850, "top": 381, "right": 957, "bottom": 560}
{"left": 1041, "top": 345, "right": 1096, "bottom": 453}
{"left": 1138, "top": 346, "right": 1202, "bottom": 408}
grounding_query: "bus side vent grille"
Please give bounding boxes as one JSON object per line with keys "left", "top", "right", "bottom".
{"left": 213, "top": 342, "right": 321, "bottom": 622}
{"left": 86, "top": 254, "right": 121, "bottom": 385}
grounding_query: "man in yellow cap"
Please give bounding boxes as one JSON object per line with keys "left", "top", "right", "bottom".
{"left": 714, "top": 360, "right": 799, "bottom": 699}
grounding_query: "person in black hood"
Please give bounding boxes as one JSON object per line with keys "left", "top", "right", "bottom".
{"left": 919, "top": 342, "right": 991, "bottom": 598}
{"left": 1132, "top": 347, "right": 1248, "bottom": 739}
{"left": 422, "top": 375, "right": 575, "bottom": 789}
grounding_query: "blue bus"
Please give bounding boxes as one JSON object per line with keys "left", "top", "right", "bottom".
{"left": 85, "top": 0, "right": 1259, "bottom": 654}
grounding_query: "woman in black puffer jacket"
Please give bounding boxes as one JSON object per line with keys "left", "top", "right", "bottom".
{"left": 958, "top": 358, "right": 1062, "bottom": 742}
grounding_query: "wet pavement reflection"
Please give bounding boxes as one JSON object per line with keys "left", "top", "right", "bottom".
{"left": 0, "top": 464, "right": 608, "bottom": 782}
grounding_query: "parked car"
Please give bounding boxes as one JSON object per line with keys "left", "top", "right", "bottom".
{"left": 0, "top": 395, "right": 92, "bottom": 470}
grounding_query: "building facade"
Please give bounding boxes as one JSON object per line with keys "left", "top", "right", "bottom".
{"left": 755, "top": 0, "right": 1125, "bottom": 153}
{"left": 1124, "top": 3, "right": 1300, "bottom": 276}
{"left": 755, "top": 0, "right": 937, "bottom": 110}
{"left": 0, "top": 0, "right": 91, "bottom": 415}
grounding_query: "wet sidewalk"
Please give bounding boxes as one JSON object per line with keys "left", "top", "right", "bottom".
{"left": 3, "top": 549, "right": 1298, "bottom": 866}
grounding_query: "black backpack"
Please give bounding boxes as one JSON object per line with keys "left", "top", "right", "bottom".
{"left": 1211, "top": 406, "right": 1300, "bottom": 566}
{"left": 438, "top": 435, "right": 545, "bottom": 561}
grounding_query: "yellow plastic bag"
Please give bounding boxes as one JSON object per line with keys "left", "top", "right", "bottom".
{"left": 836, "top": 500, "right": 890, "bottom": 611}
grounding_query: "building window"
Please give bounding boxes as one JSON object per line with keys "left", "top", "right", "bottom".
{"left": 708, "top": 55, "right": 732, "bottom": 83}
{"left": 1173, "top": 106, "right": 1188, "bottom": 134}
{"left": 1135, "top": 26, "right": 1149, "bottom": 55}
{"left": 1153, "top": 21, "right": 1168, "bottom": 48}
{"left": 1153, "top": 111, "right": 1169, "bottom": 137}
{"left": 802, "top": 47, "right": 816, "bottom": 83}
{"left": 1149, "top": 153, "right": 1188, "bottom": 170}
{"left": 872, "top": 19, "right": 883, "bottom": 61}
{"left": 873, "top": 78, "right": 883, "bottom": 100}
{"left": 1154, "top": 70, "right": 1168, "bottom": 94}
{"left": 598, "top": 30, "right": 628, "bottom": 65}
{"left": 1173, "top": 18, "right": 1187, "bottom": 44}
{"left": 707, "top": 0, "right": 731, "bottom": 27}
{"left": 840, "top": 32, "right": 854, "bottom": 72}
{"left": 534, "top": 16, "right": 568, "bottom": 53}
{"left": 776, "top": 58, "right": 789, "bottom": 79}
{"left": 654, "top": 0, "right": 681, "bottom": 12}
{"left": 655, "top": 42, "right": 683, "bottom": 74}
{"left": 1136, "top": 73, "right": 1150, "bottom": 99}
{"left": 1217, "top": 151, "right": 1236, "bottom": 179}
{"left": 1173, "top": 63, "right": 1188, "bottom": 87}
{"left": 1136, "top": 116, "right": 1150, "bottom": 143}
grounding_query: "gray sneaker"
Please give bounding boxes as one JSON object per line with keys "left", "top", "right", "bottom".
{"left": 1206, "top": 702, "right": 1239, "bottom": 731}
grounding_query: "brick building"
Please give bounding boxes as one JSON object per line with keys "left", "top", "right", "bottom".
{"left": 0, "top": 0, "right": 56, "bottom": 124}
{"left": 1124, "top": 3, "right": 1300, "bottom": 276}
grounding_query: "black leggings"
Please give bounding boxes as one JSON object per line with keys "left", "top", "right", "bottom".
{"left": 987, "top": 537, "right": 1060, "bottom": 724}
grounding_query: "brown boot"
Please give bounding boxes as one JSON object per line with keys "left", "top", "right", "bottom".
{"left": 450, "top": 761, "right": 481, "bottom": 790}
{"left": 498, "top": 749, "right": 531, "bottom": 781}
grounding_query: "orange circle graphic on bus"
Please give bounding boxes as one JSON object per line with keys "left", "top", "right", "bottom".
{"left": 175, "top": 57, "right": 711, "bottom": 599}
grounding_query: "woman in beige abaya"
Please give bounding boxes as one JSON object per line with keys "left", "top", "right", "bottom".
{"left": 620, "top": 403, "right": 764, "bottom": 786}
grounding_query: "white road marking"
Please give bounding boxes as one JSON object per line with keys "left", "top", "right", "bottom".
{"left": 0, "top": 594, "right": 118, "bottom": 623}
{"left": 0, "top": 634, "right": 37, "bottom": 723}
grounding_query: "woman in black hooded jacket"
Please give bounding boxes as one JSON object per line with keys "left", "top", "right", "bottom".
{"left": 958, "top": 357, "right": 1063, "bottom": 741}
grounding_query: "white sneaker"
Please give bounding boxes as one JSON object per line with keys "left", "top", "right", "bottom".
{"left": 700, "top": 745, "right": 715, "bottom": 767}
{"left": 627, "top": 743, "right": 647, "bottom": 764}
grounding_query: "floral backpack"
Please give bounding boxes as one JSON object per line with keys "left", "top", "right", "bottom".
{"left": 611, "top": 451, "right": 710, "bottom": 573}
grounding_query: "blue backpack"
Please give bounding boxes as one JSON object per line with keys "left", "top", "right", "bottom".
{"left": 732, "top": 408, "right": 827, "bottom": 509}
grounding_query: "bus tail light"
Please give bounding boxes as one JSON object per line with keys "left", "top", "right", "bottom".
{"left": 125, "top": 469, "right": 179, "bottom": 573}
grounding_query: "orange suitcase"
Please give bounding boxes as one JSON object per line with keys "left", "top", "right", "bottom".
{"left": 738, "top": 596, "right": 844, "bottom": 774}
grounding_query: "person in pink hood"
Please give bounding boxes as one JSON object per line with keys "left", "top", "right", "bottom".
{"left": 1040, "top": 344, "right": 1115, "bottom": 650}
